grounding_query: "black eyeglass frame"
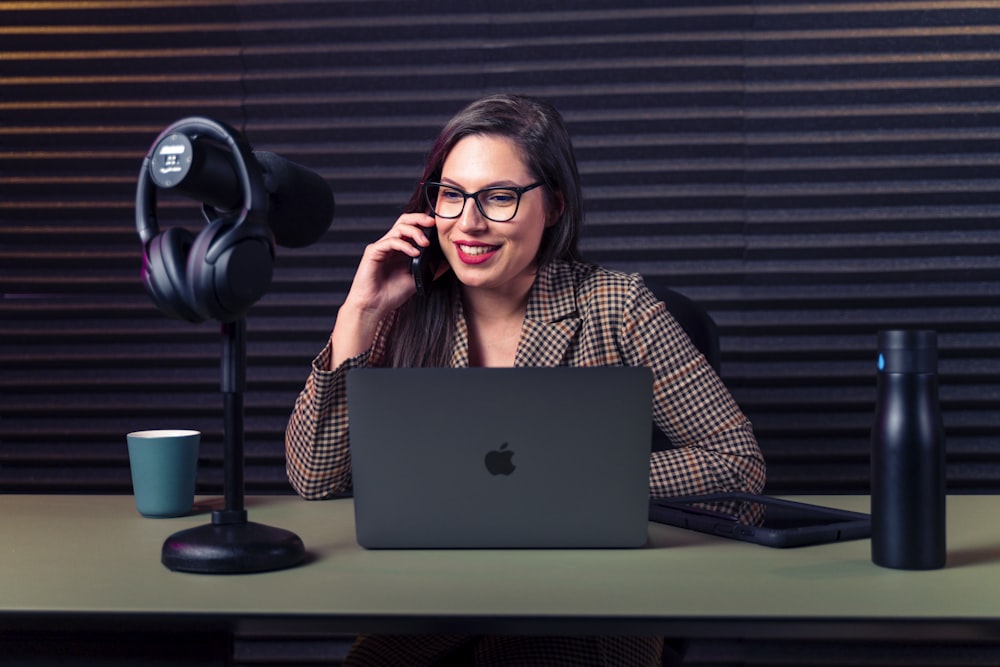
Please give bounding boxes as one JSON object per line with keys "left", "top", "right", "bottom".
{"left": 422, "top": 181, "right": 545, "bottom": 222}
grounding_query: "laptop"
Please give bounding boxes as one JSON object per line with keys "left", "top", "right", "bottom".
{"left": 346, "top": 366, "right": 653, "bottom": 549}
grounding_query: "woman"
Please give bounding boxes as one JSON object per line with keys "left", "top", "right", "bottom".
{"left": 286, "top": 93, "right": 765, "bottom": 666}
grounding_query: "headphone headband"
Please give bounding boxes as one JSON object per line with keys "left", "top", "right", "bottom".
{"left": 135, "top": 117, "right": 269, "bottom": 250}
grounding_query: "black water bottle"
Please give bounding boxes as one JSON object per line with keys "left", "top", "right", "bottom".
{"left": 870, "top": 329, "right": 946, "bottom": 570}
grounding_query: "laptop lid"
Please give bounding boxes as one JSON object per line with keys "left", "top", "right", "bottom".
{"left": 346, "top": 366, "right": 652, "bottom": 549}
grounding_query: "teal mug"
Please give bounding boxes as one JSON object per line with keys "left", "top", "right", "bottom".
{"left": 126, "top": 429, "right": 200, "bottom": 518}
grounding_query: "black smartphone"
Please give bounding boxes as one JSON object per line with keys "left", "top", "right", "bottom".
{"left": 410, "top": 225, "right": 442, "bottom": 298}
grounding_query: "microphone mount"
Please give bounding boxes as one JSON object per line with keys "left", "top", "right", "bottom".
{"left": 137, "top": 117, "right": 309, "bottom": 573}
{"left": 160, "top": 312, "right": 305, "bottom": 574}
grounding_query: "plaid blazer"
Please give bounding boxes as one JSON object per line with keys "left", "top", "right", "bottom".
{"left": 286, "top": 260, "right": 765, "bottom": 501}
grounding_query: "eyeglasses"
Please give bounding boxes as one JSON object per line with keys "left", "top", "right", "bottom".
{"left": 422, "top": 181, "right": 544, "bottom": 223}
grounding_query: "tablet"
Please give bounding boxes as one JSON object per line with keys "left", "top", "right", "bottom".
{"left": 649, "top": 493, "right": 871, "bottom": 548}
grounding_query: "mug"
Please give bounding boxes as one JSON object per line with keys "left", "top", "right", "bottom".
{"left": 126, "top": 429, "right": 200, "bottom": 518}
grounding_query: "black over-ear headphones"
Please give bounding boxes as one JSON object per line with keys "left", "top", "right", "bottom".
{"left": 136, "top": 117, "right": 274, "bottom": 323}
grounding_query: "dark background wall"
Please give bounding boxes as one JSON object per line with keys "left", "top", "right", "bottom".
{"left": 3, "top": 1, "right": 1000, "bottom": 496}
{"left": 4, "top": 2, "right": 1000, "bottom": 665}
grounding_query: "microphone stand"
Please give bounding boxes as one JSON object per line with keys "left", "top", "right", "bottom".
{"left": 161, "top": 318, "right": 306, "bottom": 573}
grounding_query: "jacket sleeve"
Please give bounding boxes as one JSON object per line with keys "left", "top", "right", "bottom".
{"left": 618, "top": 276, "right": 766, "bottom": 498}
{"left": 284, "top": 342, "right": 367, "bottom": 499}
{"left": 286, "top": 312, "right": 398, "bottom": 499}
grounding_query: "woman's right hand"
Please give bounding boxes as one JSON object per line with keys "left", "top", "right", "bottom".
{"left": 328, "top": 213, "right": 436, "bottom": 367}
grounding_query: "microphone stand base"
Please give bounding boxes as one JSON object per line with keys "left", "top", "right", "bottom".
{"left": 162, "top": 518, "right": 306, "bottom": 574}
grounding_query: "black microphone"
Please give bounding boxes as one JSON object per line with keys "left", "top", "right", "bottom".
{"left": 148, "top": 131, "right": 334, "bottom": 248}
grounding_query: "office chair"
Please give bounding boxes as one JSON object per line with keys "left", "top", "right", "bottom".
{"left": 645, "top": 283, "right": 721, "bottom": 454}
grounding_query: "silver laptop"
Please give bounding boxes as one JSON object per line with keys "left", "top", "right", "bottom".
{"left": 346, "top": 366, "right": 652, "bottom": 549}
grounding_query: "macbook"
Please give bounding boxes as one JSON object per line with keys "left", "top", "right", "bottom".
{"left": 346, "top": 366, "right": 653, "bottom": 549}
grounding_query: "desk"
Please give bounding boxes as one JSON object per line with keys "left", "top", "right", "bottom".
{"left": 2, "top": 494, "right": 1000, "bottom": 642}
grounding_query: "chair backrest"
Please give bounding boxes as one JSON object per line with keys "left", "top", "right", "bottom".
{"left": 645, "top": 283, "right": 721, "bottom": 452}
{"left": 649, "top": 284, "right": 721, "bottom": 373}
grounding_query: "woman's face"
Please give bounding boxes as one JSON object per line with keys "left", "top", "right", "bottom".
{"left": 433, "top": 134, "right": 553, "bottom": 297}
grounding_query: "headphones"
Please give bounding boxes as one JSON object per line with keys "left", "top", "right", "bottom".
{"left": 136, "top": 117, "right": 274, "bottom": 323}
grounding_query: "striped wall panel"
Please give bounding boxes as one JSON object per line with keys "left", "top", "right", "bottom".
{"left": 2, "top": 0, "right": 999, "bottom": 496}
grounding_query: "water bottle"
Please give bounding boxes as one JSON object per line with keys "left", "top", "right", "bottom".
{"left": 870, "top": 329, "right": 946, "bottom": 570}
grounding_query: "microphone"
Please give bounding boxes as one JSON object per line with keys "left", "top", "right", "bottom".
{"left": 148, "top": 130, "right": 334, "bottom": 248}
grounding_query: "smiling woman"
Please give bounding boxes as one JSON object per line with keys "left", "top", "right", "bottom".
{"left": 285, "top": 93, "right": 763, "bottom": 504}
{"left": 430, "top": 134, "right": 551, "bottom": 337}
{"left": 284, "top": 93, "right": 765, "bottom": 666}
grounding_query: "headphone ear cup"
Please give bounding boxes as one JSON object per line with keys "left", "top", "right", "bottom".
{"left": 186, "top": 221, "right": 274, "bottom": 322}
{"left": 142, "top": 226, "right": 204, "bottom": 323}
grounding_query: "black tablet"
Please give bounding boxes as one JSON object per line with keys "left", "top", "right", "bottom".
{"left": 649, "top": 493, "right": 871, "bottom": 548}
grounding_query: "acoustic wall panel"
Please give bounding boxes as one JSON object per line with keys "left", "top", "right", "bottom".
{"left": 2, "top": 0, "right": 999, "bottom": 494}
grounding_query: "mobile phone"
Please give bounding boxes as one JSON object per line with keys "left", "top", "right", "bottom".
{"left": 410, "top": 225, "right": 442, "bottom": 298}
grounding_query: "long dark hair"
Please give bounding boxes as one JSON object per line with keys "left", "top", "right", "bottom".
{"left": 382, "top": 93, "right": 584, "bottom": 367}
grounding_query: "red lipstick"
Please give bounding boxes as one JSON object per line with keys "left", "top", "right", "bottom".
{"left": 455, "top": 241, "right": 499, "bottom": 265}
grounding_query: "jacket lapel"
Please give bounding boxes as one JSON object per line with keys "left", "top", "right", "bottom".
{"left": 515, "top": 261, "right": 582, "bottom": 367}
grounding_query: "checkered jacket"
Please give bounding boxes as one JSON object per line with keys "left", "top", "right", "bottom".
{"left": 285, "top": 260, "right": 765, "bottom": 501}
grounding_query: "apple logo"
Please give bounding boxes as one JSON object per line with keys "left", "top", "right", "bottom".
{"left": 484, "top": 442, "right": 516, "bottom": 476}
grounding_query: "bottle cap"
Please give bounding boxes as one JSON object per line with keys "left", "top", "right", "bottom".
{"left": 877, "top": 329, "right": 937, "bottom": 374}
